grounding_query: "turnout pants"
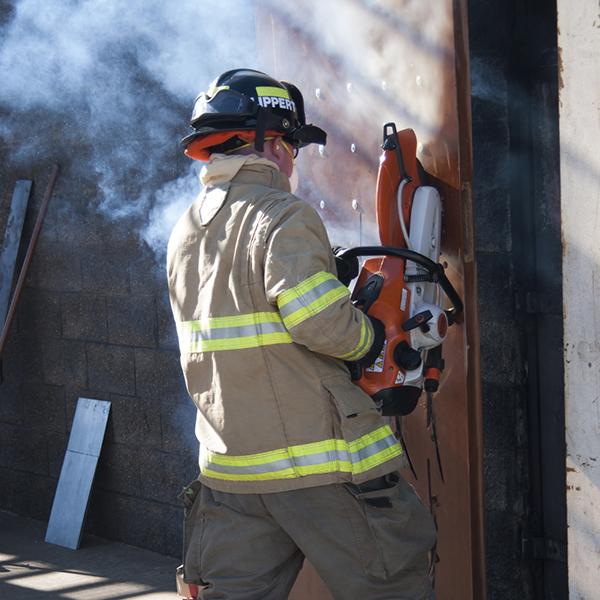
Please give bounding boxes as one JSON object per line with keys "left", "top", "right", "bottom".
{"left": 182, "top": 472, "right": 436, "bottom": 600}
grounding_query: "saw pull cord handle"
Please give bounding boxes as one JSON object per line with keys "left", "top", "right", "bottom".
{"left": 336, "top": 246, "right": 464, "bottom": 320}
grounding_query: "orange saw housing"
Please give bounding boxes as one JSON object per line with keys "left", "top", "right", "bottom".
{"left": 342, "top": 124, "right": 462, "bottom": 416}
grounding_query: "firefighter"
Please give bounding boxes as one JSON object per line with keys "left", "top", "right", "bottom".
{"left": 168, "top": 69, "right": 436, "bottom": 600}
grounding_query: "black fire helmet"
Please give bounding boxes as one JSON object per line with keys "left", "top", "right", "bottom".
{"left": 181, "top": 68, "right": 327, "bottom": 161}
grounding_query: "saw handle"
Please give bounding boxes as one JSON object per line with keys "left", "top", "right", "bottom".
{"left": 336, "top": 246, "right": 464, "bottom": 320}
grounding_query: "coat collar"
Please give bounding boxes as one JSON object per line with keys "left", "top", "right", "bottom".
{"left": 199, "top": 153, "right": 290, "bottom": 193}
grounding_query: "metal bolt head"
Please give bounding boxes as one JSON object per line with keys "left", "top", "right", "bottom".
{"left": 315, "top": 88, "right": 322, "bottom": 99}
{"left": 350, "top": 143, "right": 357, "bottom": 153}
{"left": 346, "top": 82, "right": 353, "bottom": 93}
{"left": 319, "top": 200, "right": 326, "bottom": 209}
{"left": 281, "top": 118, "right": 290, "bottom": 129}
{"left": 351, "top": 199, "right": 359, "bottom": 211}
{"left": 318, "top": 145, "right": 326, "bottom": 157}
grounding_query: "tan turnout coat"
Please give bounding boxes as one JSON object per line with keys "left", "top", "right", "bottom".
{"left": 167, "top": 154, "right": 404, "bottom": 493}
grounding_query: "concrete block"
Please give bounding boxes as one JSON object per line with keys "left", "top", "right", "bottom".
{"left": 135, "top": 348, "right": 187, "bottom": 400}
{"left": 470, "top": 55, "right": 508, "bottom": 111}
{"left": 160, "top": 396, "right": 198, "bottom": 458}
{"left": 17, "top": 288, "right": 62, "bottom": 338}
{"left": 47, "top": 430, "right": 68, "bottom": 478}
{"left": 62, "top": 293, "right": 108, "bottom": 342}
{"left": 481, "top": 384, "right": 525, "bottom": 454}
{"left": 0, "top": 467, "right": 55, "bottom": 521}
{"left": 81, "top": 245, "right": 130, "bottom": 295}
{"left": 157, "top": 289, "right": 179, "bottom": 350}
{"left": 473, "top": 187, "right": 511, "bottom": 253}
{"left": 479, "top": 320, "right": 524, "bottom": 386}
{"left": 472, "top": 117, "right": 510, "bottom": 191}
{"left": 485, "top": 510, "right": 529, "bottom": 600}
{"left": 476, "top": 252, "right": 514, "bottom": 322}
{"left": 85, "top": 489, "right": 119, "bottom": 540}
{"left": 86, "top": 343, "right": 135, "bottom": 396}
{"left": 26, "top": 240, "right": 82, "bottom": 292}
{"left": 164, "top": 504, "right": 184, "bottom": 558}
{"left": 112, "top": 493, "right": 167, "bottom": 554}
{"left": 0, "top": 381, "right": 23, "bottom": 425}
{"left": 21, "top": 381, "right": 66, "bottom": 432}
{"left": 0, "top": 423, "right": 49, "bottom": 475}
{"left": 106, "top": 393, "right": 162, "bottom": 448}
{"left": 106, "top": 294, "right": 157, "bottom": 348}
{"left": 129, "top": 248, "right": 162, "bottom": 296}
{"left": 42, "top": 338, "right": 87, "bottom": 388}
{"left": 95, "top": 443, "right": 140, "bottom": 496}
{"left": 483, "top": 450, "right": 512, "bottom": 513}
{"left": 54, "top": 201, "right": 117, "bottom": 248}
{"left": 139, "top": 449, "right": 197, "bottom": 505}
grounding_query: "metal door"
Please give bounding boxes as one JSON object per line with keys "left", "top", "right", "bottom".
{"left": 255, "top": 2, "right": 484, "bottom": 597}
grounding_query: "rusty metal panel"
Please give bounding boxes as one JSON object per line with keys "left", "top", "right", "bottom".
{"left": 256, "top": 1, "right": 484, "bottom": 598}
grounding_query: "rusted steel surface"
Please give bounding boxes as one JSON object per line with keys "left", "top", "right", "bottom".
{"left": 257, "top": 1, "right": 483, "bottom": 598}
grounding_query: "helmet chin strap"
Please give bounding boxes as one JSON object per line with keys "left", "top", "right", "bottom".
{"left": 254, "top": 108, "right": 268, "bottom": 152}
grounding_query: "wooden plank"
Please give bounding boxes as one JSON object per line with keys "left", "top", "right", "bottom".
{"left": 0, "top": 180, "right": 32, "bottom": 327}
{"left": 45, "top": 398, "right": 111, "bottom": 550}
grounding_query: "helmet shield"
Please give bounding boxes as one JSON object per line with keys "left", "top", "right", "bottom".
{"left": 181, "top": 68, "right": 327, "bottom": 159}
{"left": 191, "top": 89, "right": 258, "bottom": 124}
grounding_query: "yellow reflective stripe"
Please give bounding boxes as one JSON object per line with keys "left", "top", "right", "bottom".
{"left": 278, "top": 272, "right": 334, "bottom": 308}
{"left": 201, "top": 461, "right": 352, "bottom": 482}
{"left": 208, "top": 437, "right": 350, "bottom": 467}
{"left": 256, "top": 85, "right": 290, "bottom": 99}
{"left": 352, "top": 445, "right": 402, "bottom": 474}
{"left": 188, "top": 332, "right": 292, "bottom": 353}
{"left": 177, "top": 311, "right": 293, "bottom": 353}
{"left": 337, "top": 315, "right": 374, "bottom": 361}
{"left": 347, "top": 424, "right": 392, "bottom": 451}
{"left": 181, "top": 312, "right": 285, "bottom": 330}
{"left": 277, "top": 272, "right": 350, "bottom": 329}
{"left": 283, "top": 287, "right": 349, "bottom": 329}
{"left": 201, "top": 425, "right": 401, "bottom": 482}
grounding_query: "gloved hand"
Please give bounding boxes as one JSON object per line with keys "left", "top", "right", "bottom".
{"left": 346, "top": 316, "right": 386, "bottom": 379}
{"left": 332, "top": 247, "right": 359, "bottom": 285}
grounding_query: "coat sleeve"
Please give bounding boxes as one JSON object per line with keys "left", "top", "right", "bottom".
{"left": 263, "top": 198, "right": 374, "bottom": 361}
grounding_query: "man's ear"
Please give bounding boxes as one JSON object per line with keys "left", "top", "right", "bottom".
{"left": 263, "top": 138, "right": 286, "bottom": 170}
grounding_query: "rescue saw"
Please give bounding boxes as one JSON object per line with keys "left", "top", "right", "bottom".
{"left": 338, "top": 123, "right": 463, "bottom": 421}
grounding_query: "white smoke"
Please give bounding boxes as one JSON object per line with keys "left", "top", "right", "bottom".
{"left": 0, "top": 0, "right": 257, "bottom": 257}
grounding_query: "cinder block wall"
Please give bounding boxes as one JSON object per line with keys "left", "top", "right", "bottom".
{"left": 0, "top": 153, "right": 198, "bottom": 556}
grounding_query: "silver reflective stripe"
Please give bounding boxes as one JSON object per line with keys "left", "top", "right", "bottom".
{"left": 204, "top": 434, "right": 398, "bottom": 476}
{"left": 352, "top": 435, "right": 398, "bottom": 463}
{"left": 204, "top": 458, "right": 293, "bottom": 475}
{"left": 187, "top": 320, "right": 287, "bottom": 342}
{"left": 278, "top": 278, "right": 346, "bottom": 319}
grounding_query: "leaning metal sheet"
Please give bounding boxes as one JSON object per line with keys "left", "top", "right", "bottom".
{"left": 256, "top": 1, "right": 484, "bottom": 598}
{"left": 0, "top": 180, "right": 32, "bottom": 327}
{"left": 45, "top": 398, "right": 111, "bottom": 550}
